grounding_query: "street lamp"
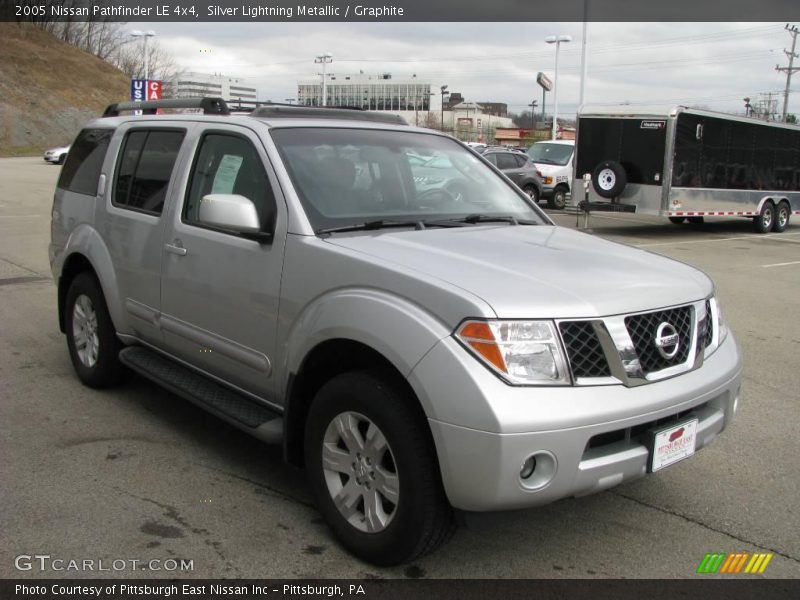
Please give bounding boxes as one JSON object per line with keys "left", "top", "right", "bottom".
{"left": 440, "top": 85, "right": 449, "bottom": 131}
{"left": 315, "top": 53, "right": 333, "bottom": 106}
{"left": 528, "top": 100, "right": 538, "bottom": 130}
{"left": 130, "top": 30, "right": 156, "bottom": 80}
{"left": 545, "top": 34, "right": 571, "bottom": 141}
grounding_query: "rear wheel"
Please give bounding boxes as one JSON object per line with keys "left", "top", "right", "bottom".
{"left": 522, "top": 184, "right": 539, "bottom": 204}
{"left": 668, "top": 216, "right": 686, "bottom": 225}
{"left": 688, "top": 216, "right": 705, "bottom": 225}
{"left": 64, "top": 273, "right": 124, "bottom": 388}
{"left": 304, "top": 371, "right": 454, "bottom": 566}
{"left": 548, "top": 185, "right": 568, "bottom": 210}
{"left": 753, "top": 201, "right": 775, "bottom": 234}
{"left": 773, "top": 201, "right": 790, "bottom": 233}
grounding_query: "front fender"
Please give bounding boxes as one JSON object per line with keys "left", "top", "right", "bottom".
{"left": 281, "top": 287, "right": 452, "bottom": 415}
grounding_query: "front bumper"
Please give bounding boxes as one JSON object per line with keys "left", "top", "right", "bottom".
{"left": 409, "top": 332, "right": 742, "bottom": 511}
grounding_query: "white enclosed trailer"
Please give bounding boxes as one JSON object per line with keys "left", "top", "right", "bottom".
{"left": 572, "top": 105, "right": 800, "bottom": 233}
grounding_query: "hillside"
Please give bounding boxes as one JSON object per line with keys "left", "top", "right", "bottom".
{"left": 0, "top": 23, "right": 129, "bottom": 156}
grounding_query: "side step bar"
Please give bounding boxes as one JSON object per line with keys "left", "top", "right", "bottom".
{"left": 119, "top": 346, "right": 283, "bottom": 444}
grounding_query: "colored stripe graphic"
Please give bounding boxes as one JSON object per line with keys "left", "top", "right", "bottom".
{"left": 697, "top": 552, "right": 773, "bottom": 574}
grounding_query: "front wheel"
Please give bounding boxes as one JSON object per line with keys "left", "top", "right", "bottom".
{"left": 548, "top": 185, "right": 568, "bottom": 210}
{"left": 304, "top": 371, "right": 454, "bottom": 566}
{"left": 65, "top": 273, "right": 124, "bottom": 388}
{"left": 753, "top": 201, "right": 775, "bottom": 234}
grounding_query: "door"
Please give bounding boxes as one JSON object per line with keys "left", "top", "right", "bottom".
{"left": 103, "top": 125, "right": 189, "bottom": 344}
{"left": 495, "top": 152, "right": 526, "bottom": 184}
{"left": 159, "top": 126, "right": 287, "bottom": 402}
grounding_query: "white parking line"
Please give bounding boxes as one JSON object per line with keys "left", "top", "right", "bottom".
{"left": 761, "top": 261, "right": 800, "bottom": 268}
{"left": 636, "top": 232, "right": 800, "bottom": 248}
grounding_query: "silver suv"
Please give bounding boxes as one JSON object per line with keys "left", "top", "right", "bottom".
{"left": 49, "top": 98, "right": 742, "bottom": 566}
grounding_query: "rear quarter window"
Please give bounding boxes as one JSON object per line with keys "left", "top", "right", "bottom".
{"left": 57, "top": 129, "right": 113, "bottom": 195}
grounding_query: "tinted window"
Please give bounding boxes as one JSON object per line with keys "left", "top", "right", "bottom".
{"left": 57, "top": 129, "right": 113, "bottom": 195}
{"left": 495, "top": 153, "right": 518, "bottom": 170}
{"left": 184, "top": 134, "right": 276, "bottom": 232}
{"left": 113, "top": 129, "right": 185, "bottom": 214}
{"left": 513, "top": 154, "right": 529, "bottom": 168}
{"left": 576, "top": 118, "right": 667, "bottom": 185}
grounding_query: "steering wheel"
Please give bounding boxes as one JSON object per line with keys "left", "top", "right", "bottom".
{"left": 416, "top": 187, "right": 459, "bottom": 206}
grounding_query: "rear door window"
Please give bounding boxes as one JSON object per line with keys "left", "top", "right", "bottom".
{"left": 113, "top": 129, "right": 186, "bottom": 215}
{"left": 57, "top": 129, "right": 113, "bottom": 195}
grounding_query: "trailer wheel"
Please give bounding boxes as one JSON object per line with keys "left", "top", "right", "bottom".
{"left": 668, "top": 217, "right": 686, "bottom": 225}
{"left": 753, "top": 201, "right": 775, "bottom": 234}
{"left": 773, "top": 201, "right": 790, "bottom": 233}
{"left": 591, "top": 161, "right": 627, "bottom": 199}
{"left": 688, "top": 216, "right": 704, "bottom": 225}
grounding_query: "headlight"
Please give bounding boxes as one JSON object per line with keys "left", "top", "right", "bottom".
{"left": 455, "top": 320, "right": 570, "bottom": 385}
{"left": 706, "top": 296, "right": 728, "bottom": 355}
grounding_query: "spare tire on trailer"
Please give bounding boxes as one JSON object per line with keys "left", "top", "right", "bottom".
{"left": 592, "top": 160, "right": 627, "bottom": 199}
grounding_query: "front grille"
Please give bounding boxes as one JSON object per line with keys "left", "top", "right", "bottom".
{"left": 703, "top": 300, "right": 714, "bottom": 349}
{"left": 559, "top": 321, "right": 611, "bottom": 378}
{"left": 624, "top": 306, "right": 693, "bottom": 374}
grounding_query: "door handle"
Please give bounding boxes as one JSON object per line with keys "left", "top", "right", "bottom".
{"left": 165, "top": 241, "right": 187, "bottom": 256}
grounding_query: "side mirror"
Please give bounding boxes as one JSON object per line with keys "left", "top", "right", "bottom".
{"left": 198, "top": 194, "right": 272, "bottom": 242}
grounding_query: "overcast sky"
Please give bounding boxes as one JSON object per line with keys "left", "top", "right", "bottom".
{"left": 136, "top": 21, "right": 796, "bottom": 118}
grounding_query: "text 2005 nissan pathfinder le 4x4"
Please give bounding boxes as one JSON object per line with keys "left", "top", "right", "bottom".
{"left": 50, "top": 98, "right": 742, "bottom": 566}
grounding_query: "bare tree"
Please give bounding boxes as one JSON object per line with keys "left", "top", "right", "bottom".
{"left": 113, "top": 38, "right": 180, "bottom": 82}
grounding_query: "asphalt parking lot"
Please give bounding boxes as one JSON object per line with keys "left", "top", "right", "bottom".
{"left": 0, "top": 156, "right": 798, "bottom": 579}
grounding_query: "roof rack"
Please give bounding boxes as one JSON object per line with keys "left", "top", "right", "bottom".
{"left": 103, "top": 97, "right": 230, "bottom": 117}
{"left": 250, "top": 104, "right": 407, "bottom": 125}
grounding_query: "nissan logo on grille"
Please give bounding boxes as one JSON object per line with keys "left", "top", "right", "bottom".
{"left": 654, "top": 322, "right": 680, "bottom": 359}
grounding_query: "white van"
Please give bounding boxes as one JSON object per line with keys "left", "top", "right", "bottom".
{"left": 527, "top": 139, "right": 575, "bottom": 209}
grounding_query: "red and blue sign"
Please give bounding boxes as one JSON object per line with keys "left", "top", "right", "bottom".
{"left": 131, "top": 79, "right": 162, "bottom": 102}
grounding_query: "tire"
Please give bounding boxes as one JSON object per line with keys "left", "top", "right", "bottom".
{"left": 65, "top": 272, "right": 125, "bottom": 388}
{"left": 773, "top": 201, "right": 790, "bottom": 233}
{"left": 668, "top": 216, "right": 686, "bottom": 225}
{"left": 522, "top": 184, "right": 539, "bottom": 204}
{"left": 753, "top": 201, "right": 775, "bottom": 234}
{"left": 591, "top": 160, "right": 627, "bottom": 199}
{"left": 304, "top": 370, "right": 454, "bottom": 566}
{"left": 687, "top": 216, "right": 705, "bottom": 225}
{"left": 548, "top": 185, "right": 568, "bottom": 210}
{"left": 57, "top": 154, "right": 66, "bottom": 165}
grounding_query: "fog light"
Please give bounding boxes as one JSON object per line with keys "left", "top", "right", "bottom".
{"left": 520, "top": 456, "right": 537, "bottom": 479}
{"left": 518, "top": 451, "right": 557, "bottom": 490}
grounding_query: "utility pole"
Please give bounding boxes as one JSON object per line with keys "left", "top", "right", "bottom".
{"left": 776, "top": 24, "right": 799, "bottom": 122}
{"left": 315, "top": 53, "right": 333, "bottom": 106}
{"left": 528, "top": 100, "right": 538, "bottom": 130}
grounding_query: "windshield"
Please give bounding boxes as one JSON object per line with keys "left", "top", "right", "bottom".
{"left": 270, "top": 127, "right": 546, "bottom": 232}
{"left": 527, "top": 142, "right": 573, "bottom": 166}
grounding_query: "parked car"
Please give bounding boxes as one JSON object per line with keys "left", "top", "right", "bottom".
{"left": 50, "top": 99, "right": 742, "bottom": 566}
{"left": 527, "top": 139, "right": 575, "bottom": 209}
{"left": 43, "top": 145, "right": 70, "bottom": 165}
{"left": 480, "top": 148, "right": 544, "bottom": 202}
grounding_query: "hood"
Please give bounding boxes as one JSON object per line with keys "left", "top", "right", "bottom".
{"left": 534, "top": 162, "right": 568, "bottom": 175}
{"left": 324, "top": 225, "right": 712, "bottom": 319}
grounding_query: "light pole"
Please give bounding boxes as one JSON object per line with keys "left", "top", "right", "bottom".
{"left": 130, "top": 30, "right": 156, "bottom": 80}
{"left": 285, "top": 98, "right": 296, "bottom": 104}
{"left": 440, "top": 85, "right": 449, "bottom": 131}
{"left": 315, "top": 53, "right": 333, "bottom": 106}
{"left": 528, "top": 100, "right": 538, "bottom": 130}
{"left": 545, "top": 34, "right": 572, "bottom": 141}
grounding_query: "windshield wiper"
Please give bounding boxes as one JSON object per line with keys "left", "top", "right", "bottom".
{"left": 316, "top": 219, "right": 462, "bottom": 235}
{"left": 431, "top": 214, "right": 539, "bottom": 226}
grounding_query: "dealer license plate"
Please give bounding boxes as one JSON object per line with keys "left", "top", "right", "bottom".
{"left": 649, "top": 418, "right": 698, "bottom": 472}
